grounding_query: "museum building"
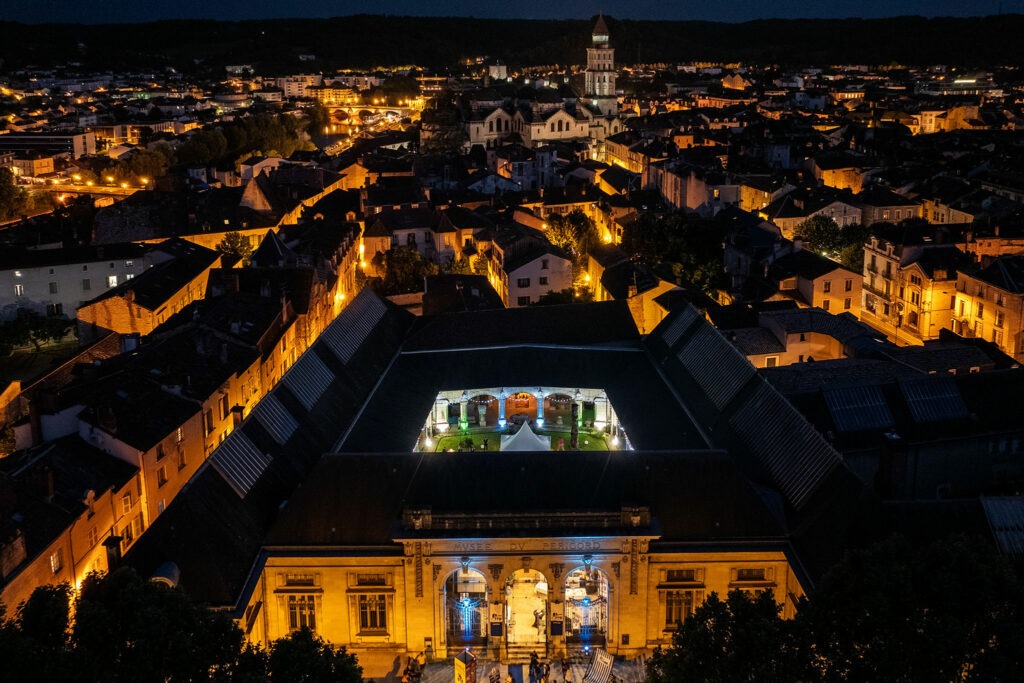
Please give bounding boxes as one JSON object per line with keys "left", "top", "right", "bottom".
{"left": 128, "top": 290, "right": 864, "bottom": 677}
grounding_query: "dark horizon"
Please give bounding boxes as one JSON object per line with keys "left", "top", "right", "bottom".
{"left": 4, "top": 0, "right": 1022, "bottom": 26}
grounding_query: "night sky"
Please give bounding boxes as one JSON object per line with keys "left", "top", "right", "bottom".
{"left": 5, "top": 0, "right": 1022, "bottom": 25}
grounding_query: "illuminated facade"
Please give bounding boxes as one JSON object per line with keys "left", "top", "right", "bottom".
{"left": 129, "top": 292, "right": 864, "bottom": 679}
{"left": 584, "top": 15, "right": 618, "bottom": 116}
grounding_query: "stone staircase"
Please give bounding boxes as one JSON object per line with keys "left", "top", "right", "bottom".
{"left": 417, "top": 653, "right": 648, "bottom": 683}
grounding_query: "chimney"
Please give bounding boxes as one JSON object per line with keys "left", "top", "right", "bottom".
{"left": 120, "top": 333, "right": 139, "bottom": 353}
{"left": 103, "top": 535, "right": 123, "bottom": 571}
{"left": 281, "top": 294, "right": 289, "bottom": 324}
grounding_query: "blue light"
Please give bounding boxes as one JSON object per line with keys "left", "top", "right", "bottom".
{"left": 459, "top": 597, "right": 475, "bottom": 637}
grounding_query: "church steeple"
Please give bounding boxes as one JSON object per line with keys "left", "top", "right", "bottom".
{"left": 592, "top": 13, "right": 610, "bottom": 47}
{"left": 585, "top": 14, "right": 617, "bottom": 115}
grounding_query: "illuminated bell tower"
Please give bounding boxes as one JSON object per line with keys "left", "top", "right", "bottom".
{"left": 585, "top": 14, "right": 618, "bottom": 116}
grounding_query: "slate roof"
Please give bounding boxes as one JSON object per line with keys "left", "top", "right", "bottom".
{"left": 973, "top": 255, "right": 1024, "bottom": 294}
{"left": 768, "top": 249, "right": 849, "bottom": 282}
{"left": 265, "top": 451, "right": 787, "bottom": 547}
{"left": 125, "top": 290, "right": 417, "bottom": 604}
{"left": 80, "top": 239, "right": 219, "bottom": 311}
{"left": 128, "top": 292, "right": 877, "bottom": 607}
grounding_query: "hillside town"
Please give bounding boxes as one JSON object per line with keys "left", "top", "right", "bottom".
{"left": 0, "top": 13, "right": 1023, "bottom": 683}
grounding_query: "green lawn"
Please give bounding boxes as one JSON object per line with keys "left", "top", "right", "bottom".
{"left": 432, "top": 429, "right": 608, "bottom": 452}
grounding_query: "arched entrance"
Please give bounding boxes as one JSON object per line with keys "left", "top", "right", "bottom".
{"left": 564, "top": 566, "right": 609, "bottom": 646}
{"left": 543, "top": 393, "right": 574, "bottom": 427}
{"left": 505, "top": 392, "right": 537, "bottom": 426}
{"left": 468, "top": 394, "right": 499, "bottom": 428}
{"left": 445, "top": 568, "right": 489, "bottom": 647}
{"left": 504, "top": 568, "right": 548, "bottom": 645}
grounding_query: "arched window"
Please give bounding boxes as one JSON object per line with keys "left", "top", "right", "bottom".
{"left": 489, "top": 120, "right": 494, "bottom": 133}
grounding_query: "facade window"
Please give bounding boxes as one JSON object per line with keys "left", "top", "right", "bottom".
{"left": 539, "top": 276, "right": 548, "bottom": 286}
{"left": 87, "top": 526, "right": 99, "bottom": 547}
{"left": 48, "top": 282, "right": 58, "bottom": 294}
{"left": 14, "top": 270, "right": 22, "bottom": 278}
{"left": 765, "top": 356, "right": 779, "bottom": 368}
{"left": 132, "top": 514, "right": 144, "bottom": 539}
{"left": 823, "top": 281, "right": 831, "bottom": 293}
{"left": 517, "top": 296, "right": 531, "bottom": 306}
{"left": 735, "top": 567, "right": 766, "bottom": 581}
{"left": 541, "top": 259, "right": 549, "bottom": 270}
{"left": 976, "top": 303, "right": 984, "bottom": 319}
{"left": 121, "top": 492, "right": 132, "bottom": 515}
{"left": 357, "top": 573, "right": 388, "bottom": 586}
{"left": 82, "top": 278, "right": 91, "bottom": 291}
{"left": 125, "top": 273, "right": 134, "bottom": 280}
{"left": 220, "top": 394, "right": 230, "bottom": 420}
{"left": 13, "top": 284, "right": 24, "bottom": 297}
{"left": 517, "top": 278, "right": 530, "bottom": 288}
{"left": 157, "top": 465, "right": 168, "bottom": 488}
{"left": 666, "top": 569, "right": 697, "bottom": 582}
{"left": 665, "top": 590, "right": 696, "bottom": 628}
{"left": 50, "top": 549, "right": 64, "bottom": 574}
{"left": 46, "top": 303, "right": 63, "bottom": 317}
{"left": 204, "top": 408, "right": 214, "bottom": 435}
{"left": 107, "top": 275, "right": 118, "bottom": 288}
{"left": 176, "top": 427, "right": 184, "bottom": 443}
{"left": 358, "top": 595, "right": 387, "bottom": 632}
{"left": 844, "top": 298, "right": 852, "bottom": 311}
{"left": 177, "top": 447, "right": 187, "bottom": 471}
{"left": 288, "top": 595, "right": 317, "bottom": 632}
{"left": 845, "top": 279, "right": 853, "bottom": 292}
{"left": 995, "top": 311, "right": 1005, "bottom": 329}
{"left": 125, "top": 260, "right": 133, "bottom": 268}
{"left": 822, "top": 299, "right": 830, "bottom": 311}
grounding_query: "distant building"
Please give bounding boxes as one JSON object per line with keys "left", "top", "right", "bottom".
{"left": 952, "top": 255, "right": 1024, "bottom": 361}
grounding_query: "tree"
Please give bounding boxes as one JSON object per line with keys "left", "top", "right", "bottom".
{"left": 533, "top": 288, "right": 595, "bottom": 306}
{"left": 443, "top": 256, "right": 473, "bottom": 275}
{"left": 801, "top": 535, "right": 1024, "bottom": 682}
{"left": 371, "top": 246, "right": 439, "bottom": 295}
{"left": 0, "top": 167, "right": 30, "bottom": 222}
{"left": 217, "top": 231, "right": 255, "bottom": 265}
{"left": 71, "top": 568, "right": 243, "bottom": 683}
{"left": 0, "top": 568, "right": 367, "bottom": 683}
{"left": 266, "top": 628, "right": 362, "bottom": 683}
{"left": 794, "top": 215, "right": 842, "bottom": 256}
{"left": 305, "top": 103, "right": 331, "bottom": 135}
{"left": 647, "top": 590, "right": 806, "bottom": 683}
{"left": 546, "top": 210, "right": 597, "bottom": 267}
{"left": 0, "top": 310, "right": 74, "bottom": 354}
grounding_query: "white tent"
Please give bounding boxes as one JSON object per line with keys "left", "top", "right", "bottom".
{"left": 500, "top": 420, "right": 551, "bottom": 452}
